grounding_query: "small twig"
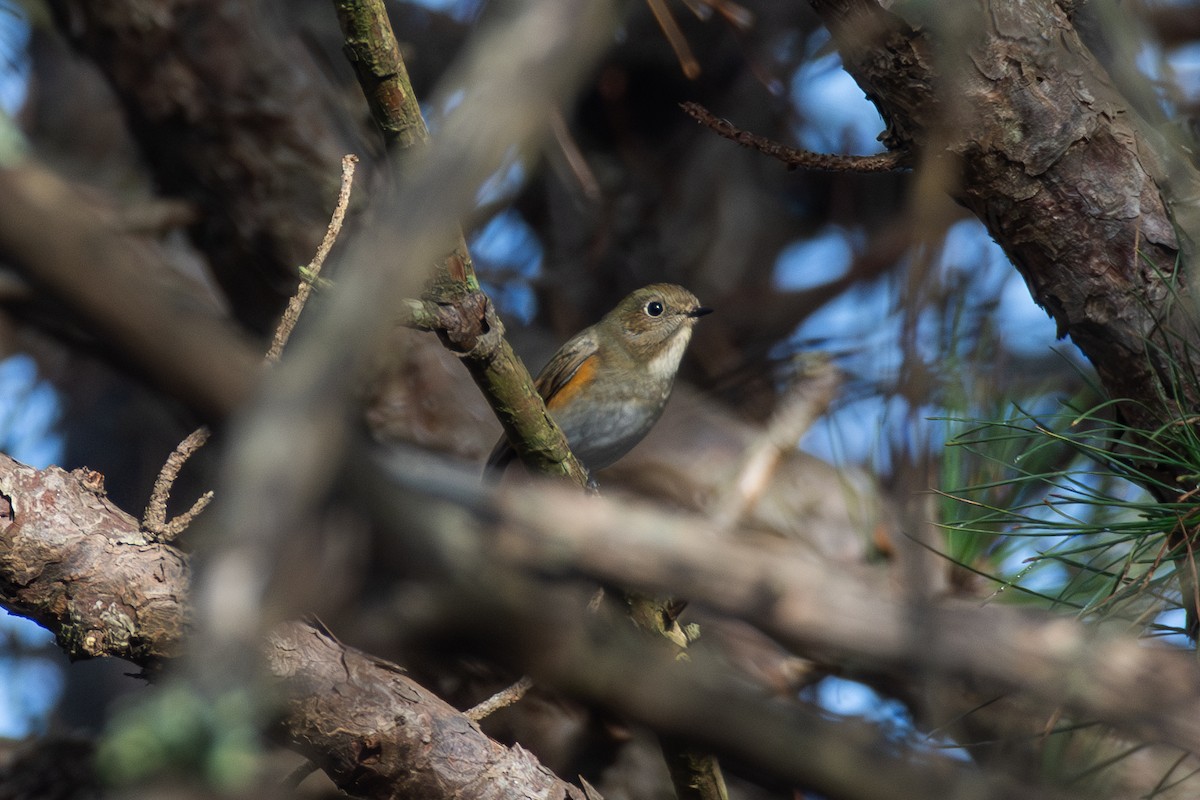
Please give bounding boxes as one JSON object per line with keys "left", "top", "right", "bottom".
{"left": 465, "top": 675, "right": 535, "bottom": 721}
{"left": 142, "top": 155, "right": 360, "bottom": 541}
{"left": 142, "top": 426, "right": 213, "bottom": 542}
{"left": 681, "top": 101, "right": 908, "bottom": 172}
{"left": 548, "top": 107, "right": 602, "bottom": 203}
{"left": 266, "top": 153, "right": 360, "bottom": 363}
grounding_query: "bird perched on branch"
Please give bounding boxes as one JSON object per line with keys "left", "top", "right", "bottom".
{"left": 486, "top": 283, "right": 712, "bottom": 477}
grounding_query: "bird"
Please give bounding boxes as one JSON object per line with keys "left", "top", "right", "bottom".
{"left": 486, "top": 283, "right": 711, "bottom": 478}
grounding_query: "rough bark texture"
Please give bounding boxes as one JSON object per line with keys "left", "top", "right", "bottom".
{"left": 0, "top": 453, "right": 188, "bottom": 662}
{"left": 267, "top": 621, "right": 589, "bottom": 800}
{"left": 46, "top": 0, "right": 367, "bottom": 332}
{"left": 811, "top": 0, "right": 1200, "bottom": 439}
{"left": 0, "top": 453, "right": 592, "bottom": 800}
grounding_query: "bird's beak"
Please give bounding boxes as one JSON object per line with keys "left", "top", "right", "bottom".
{"left": 688, "top": 306, "right": 713, "bottom": 318}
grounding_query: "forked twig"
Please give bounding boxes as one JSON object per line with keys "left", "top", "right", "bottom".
{"left": 142, "top": 426, "right": 213, "bottom": 542}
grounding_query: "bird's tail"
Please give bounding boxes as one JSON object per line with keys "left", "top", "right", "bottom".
{"left": 482, "top": 438, "right": 516, "bottom": 482}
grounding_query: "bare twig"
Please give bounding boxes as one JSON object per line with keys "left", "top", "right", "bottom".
{"left": 267, "top": 154, "right": 360, "bottom": 364}
{"left": 548, "top": 108, "right": 602, "bottom": 203}
{"left": 681, "top": 101, "right": 908, "bottom": 172}
{"left": 142, "top": 154, "right": 360, "bottom": 541}
{"left": 465, "top": 675, "right": 535, "bottom": 721}
{"left": 141, "top": 427, "right": 213, "bottom": 542}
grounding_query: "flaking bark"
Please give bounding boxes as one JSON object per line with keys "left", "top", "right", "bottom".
{"left": 0, "top": 454, "right": 188, "bottom": 662}
{"left": 810, "top": 0, "right": 1200, "bottom": 439}
{"left": 268, "top": 620, "right": 590, "bottom": 800}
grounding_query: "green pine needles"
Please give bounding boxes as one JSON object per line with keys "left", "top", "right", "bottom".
{"left": 939, "top": 392, "right": 1200, "bottom": 639}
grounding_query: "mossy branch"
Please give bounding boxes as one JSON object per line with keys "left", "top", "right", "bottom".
{"left": 335, "top": 0, "right": 588, "bottom": 488}
{"left": 334, "top": 0, "right": 429, "bottom": 150}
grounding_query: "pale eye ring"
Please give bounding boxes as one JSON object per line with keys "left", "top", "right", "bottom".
{"left": 645, "top": 300, "right": 664, "bottom": 317}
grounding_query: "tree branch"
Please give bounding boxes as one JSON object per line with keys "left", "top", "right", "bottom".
{"left": 0, "top": 161, "right": 261, "bottom": 421}
{"left": 267, "top": 621, "right": 590, "bottom": 800}
{"left": 808, "top": 0, "right": 1200, "bottom": 437}
{"left": 335, "top": 0, "right": 590, "bottom": 488}
{"left": 681, "top": 101, "right": 908, "bottom": 172}
{"left": 0, "top": 453, "right": 595, "bottom": 800}
{"left": 367, "top": 446, "right": 1200, "bottom": 760}
{"left": 0, "top": 454, "right": 187, "bottom": 663}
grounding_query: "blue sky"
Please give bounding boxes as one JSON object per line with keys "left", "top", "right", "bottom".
{"left": 0, "top": 355, "right": 66, "bottom": 738}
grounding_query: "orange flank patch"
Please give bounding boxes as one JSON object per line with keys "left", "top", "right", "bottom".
{"left": 546, "top": 355, "right": 598, "bottom": 410}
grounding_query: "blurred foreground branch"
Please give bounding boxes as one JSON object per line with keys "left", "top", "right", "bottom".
{"left": 0, "top": 160, "right": 261, "bottom": 420}
{"left": 368, "top": 445, "right": 1200, "bottom": 760}
{"left": 0, "top": 444, "right": 1077, "bottom": 798}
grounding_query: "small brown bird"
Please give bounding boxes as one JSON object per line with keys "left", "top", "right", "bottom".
{"left": 486, "top": 283, "right": 711, "bottom": 476}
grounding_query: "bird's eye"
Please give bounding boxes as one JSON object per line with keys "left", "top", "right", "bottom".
{"left": 645, "top": 301, "right": 664, "bottom": 317}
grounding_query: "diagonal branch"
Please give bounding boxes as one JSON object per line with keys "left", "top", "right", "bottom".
{"left": 681, "top": 101, "right": 908, "bottom": 172}
{"left": 335, "top": 0, "right": 589, "bottom": 488}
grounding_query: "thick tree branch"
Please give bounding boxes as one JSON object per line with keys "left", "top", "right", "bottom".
{"left": 267, "top": 621, "right": 590, "bottom": 800}
{"left": 0, "top": 454, "right": 187, "bottom": 662}
{"left": 0, "top": 453, "right": 594, "bottom": 800}
{"left": 808, "top": 0, "right": 1200, "bottom": 439}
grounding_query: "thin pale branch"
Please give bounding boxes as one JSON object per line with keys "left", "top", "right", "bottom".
{"left": 267, "top": 153, "right": 360, "bottom": 363}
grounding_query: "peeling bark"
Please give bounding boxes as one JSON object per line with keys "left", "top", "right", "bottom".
{"left": 811, "top": 0, "right": 1200, "bottom": 438}
{"left": 268, "top": 621, "right": 589, "bottom": 800}
{"left": 0, "top": 454, "right": 188, "bottom": 662}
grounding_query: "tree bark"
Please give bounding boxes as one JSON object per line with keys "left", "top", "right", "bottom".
{"left": 45, "top": 0, "right": 371, "bottom": 332}
{"left": 268, "top": 620, "right": 590, "bottom": 800}
{"left": 810, "top": 0, "right": 1200, "bottom": 441}
{"left": 0, "top": 452, "right": 593, "bottom": 800}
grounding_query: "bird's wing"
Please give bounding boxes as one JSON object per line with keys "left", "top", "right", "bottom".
{"left": 535, "top": 331, "right": 600, "bottom": 411}
{"left": 484, "top": 331, "right": 599, "bottom": 476}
